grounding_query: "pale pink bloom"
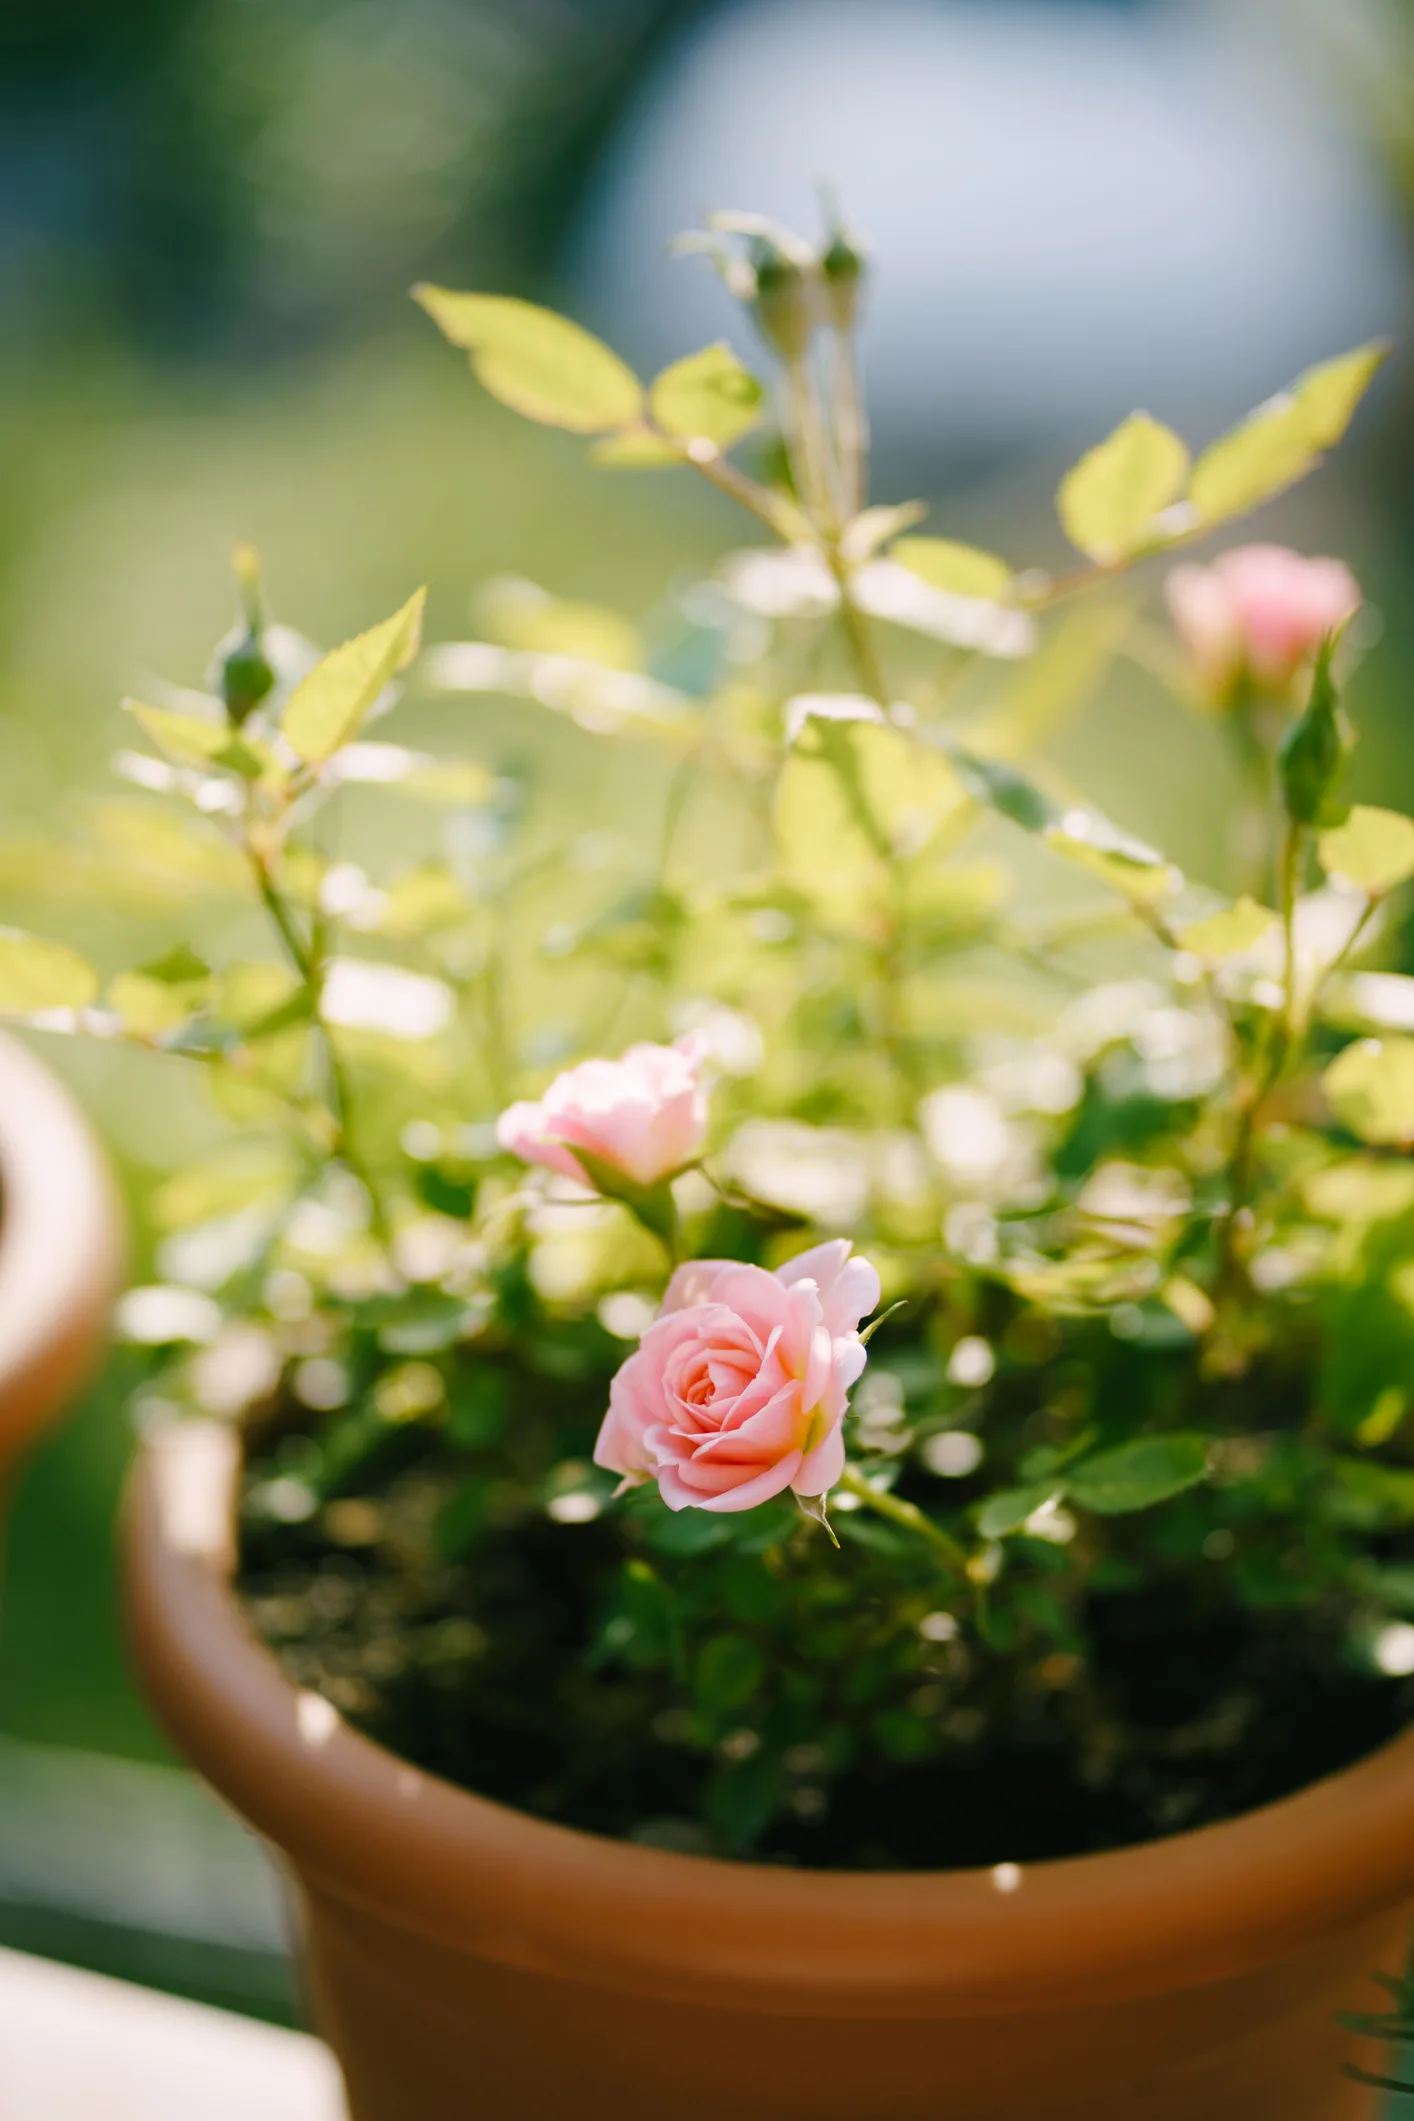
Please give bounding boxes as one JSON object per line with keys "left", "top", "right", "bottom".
{"left": 497, "top": 1037, "right": 708, "bottom": 1189}
{"left": 595, "top": 1239, "right": 880, "bottom": 1513}
{"left": 1165, "top": 545, "right": 1360, "bottom": 698}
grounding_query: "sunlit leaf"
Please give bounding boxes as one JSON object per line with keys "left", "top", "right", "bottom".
{"left": 1302, "top": 1157, "right": 1414, "bottom": 1227}
{"left": 1057, "top": 414, "right": 1190, "bottom": 563}
{"left": 412, "top": 287, "right": 644, "bottom": 434}
{"left": 934, "top": 739, "right": 1177, "bottom": 900}
{"left": 649, "top": 343, "right": 764, "bottom": 449}
{"left": 478, "top": 578, "right": 641, "bottom": 671}
{"left": 589, "top": 427, "right": 683, "bottom": 468}
{"left": 109, "top": 945, "right": 211, "bottom": 1037}
{"left": 0, "top": 930, "right": 98, "bottom": 1013}
{"left": 776, "top": 718, "right": 966, "bottom": 922}
{"left": 282, "top": 588, "right": 426, "bottom": 764}
{"left": 1176, "top": 896, "right": 1278, "bottom": 960}
{"left": 374, "top": 865, "right": 472, "bottom": 940}
{"left": 1324, "top": 1036, "right": 1414, "bottom": 1146}
{"left": 838, "top": 501, "right": 927, "bottom": 564}
{"left": 1190, "top": 343, "right": 1388, "bottom": 525}
{"left": 1067, "top": 1433, "right": 1208, "bottom": 1514}
{"left": 151, "top": 1138, "right": 298, "bottom": 1230}
{"left": 214, "top": 960, "right": 304, "bottom": 1034}
{"left": 890, "top": 536, "right": 1012, "bottom": 602}
{"left": 1319, "top": 805, "right": 1414, "bottom": 896}
{"left": 125, "top": 702, "right": 268, "bottom": 778}
{"left": 1322, "top": 973, "right": 1414, "bottom": 1037}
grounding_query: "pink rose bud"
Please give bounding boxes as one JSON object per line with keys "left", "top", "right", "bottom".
{"left": 1165, "top": 544, "right": 1360, "bottom": 700}
{"left": 594, "top": 1239, "right": 881, "bottom": 1514}
{"left": 496, "top": 1036, "right": 708, "bottom": 1190}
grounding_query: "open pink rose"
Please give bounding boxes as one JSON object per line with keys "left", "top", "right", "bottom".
{"left": 595, "top": 1239, "right": 880, "bottom": 1513}
{"left": 1165, "top": 544, "right": 1360, "bottom": 699}
{"left": 497, "top": 1036, "right": 707, "bottom": 1190}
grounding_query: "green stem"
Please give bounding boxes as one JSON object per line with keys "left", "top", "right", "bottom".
{"left": 248, "top": 847, "right": 391, "bottom": 1246}
{"left": 785, "top": 353, "right": 839, "bottom": 530}
{"left": 838, "top": 1465, "right": 971, "bottom": 1580}
{"left": 1214, "top": 819, "right": 1305, "bottom": 1303}
{"left": 831, "top": 323, "right": 868, "bottom": 518}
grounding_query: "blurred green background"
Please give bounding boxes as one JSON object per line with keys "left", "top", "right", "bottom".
{"left": 5, "top": 0, "right": 1414, "bottom": 2023}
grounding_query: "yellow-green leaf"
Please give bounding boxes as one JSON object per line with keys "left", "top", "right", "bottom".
{"left": 1176, "top": 895, "right": 1278, "bottom": 960}
{"left": 1057, "top": 413, "right": 1190, "bottom": 563}
{"left": 590, "top": 427, "right": 682, "bottom": 468}
{"left": 838, "top": 501, "right": 928, "bottom": 564}
{"left": 1190, "top": 343, "right": 1388, "bottom": 526}
{"left": 1325, "top": 1036, "right": 1414, "bottom": 1146}
{"left": 891, "top": 537, "right": 1012, "bottom": 602}
{"left": 412, "top": 286, "right": 643, "bottom": 434}
{"left": 283, "top": 588, "right": 426, "bottom": 765}
{"left": 649, "top": 343, "right": 764, "bottom": 449}
{"left": 397, "top": 759, "right": 496, "bottom": 805}
{"left": 374, "top": 865, "right": 471, "bottom": 940}
{"left": 125, "top": 703, "right": 268, "bottom": 777}
{"left": 0, "top": 930, "right": 98, "bottom": 1013}
{"left": 1319, "top": 805, "right": 1414, "bottom": 896}
{"left": 478, "top": 578, "right": 640, "bottom": 671}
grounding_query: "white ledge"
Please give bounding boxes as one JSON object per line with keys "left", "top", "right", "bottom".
{"left": 0, "top": 1947, "right": 345, "bottom": 2120}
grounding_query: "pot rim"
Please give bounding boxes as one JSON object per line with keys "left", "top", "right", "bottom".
{"left": 0, "top": 1032, "right": 121, "bottom": 1460}
{"left": 125, "top": 1418, "right": 1414, "bottom": 2020}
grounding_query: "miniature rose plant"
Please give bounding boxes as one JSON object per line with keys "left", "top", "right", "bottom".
{"left": 11, "top": 199, "right": 1414, "bottom": 1867}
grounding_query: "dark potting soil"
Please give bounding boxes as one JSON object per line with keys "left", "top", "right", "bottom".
{"left": 236, "top": 1440, "right": 1412, "bottom": 1871}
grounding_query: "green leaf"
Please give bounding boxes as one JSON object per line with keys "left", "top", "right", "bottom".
{"left": 0, "top": 930, "right": 98, "bottom": 1013}
{"left": 1324, "top": 1037, "right": 1414, "bottom": 1146}
{"left": 705, "top": 1750, "right": 780, "bottom": 1849}
{"left": 110, "top": 942, "right": 212, "bottom": 1036}
{"left": 589, "top": 427, "right": 683, "bottom": 468}
{"left": 412, "top": 286, "right": 643, "bottom": 434}
{"left": 838, "top": 501, "right": 928, "bottom": 564}
{"left": 432, "top": 1476, "right": 495, "bottom": 1562}
{"left": 891, "top": 536, "right": 1012, "bottom": 602}
{"left": 1330, "top": 1456, "right": 1414, "bottom": 1529}
{"left": 1067, "top": 1433, "right": 1209, "bottom": 1515}
{"left": 977, "top": 1483, "right": 1059, "bottom": 1540}
{"left": 373, "top": 865, "right": 471, "bottom": 941}
{"left": 1175, "top": 895, "right": 1277, "bottom": 960}
{"left": 213, "top": 960, "right": 304, "bottom": 1034}
{"left": 776, "top": 717, "right": 966, "bottom": 924}
{"left": 1319, "top": 806, "right": 1414, "bottom": 896}
{"left": 125, "top": 702, "right": 267, "bottom": 776}
{"left": 1057, "top": 413, "right": 1190, "bottom": 563}
{"left": 282, "top": 588, "right": 426, "bottom": 764}
{"left": 935, "top": 739, "right": 1176, "bottom": 899}
{"left": 1190, "top": 342, "right": 1388, "bottom": 526}
{"left": 648, "top": 342, "right": 764, "bottom": 449}
{"left": 695, "top": 1633, "right": 765, "bottom": 1717}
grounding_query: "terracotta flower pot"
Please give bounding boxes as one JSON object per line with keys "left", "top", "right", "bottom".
{"left": 125, "top": 1419, "right": 1414, "bottom": 2121}
{"left": 0, "top": 1033, "right": 121, "bottom": 1487}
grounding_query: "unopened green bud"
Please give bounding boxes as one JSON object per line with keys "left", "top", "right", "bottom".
{"left": 1279, "top": 638, "right": 1351, "bottom": 827}
{"left": 218, "top": 631, "right": 276, "bottom": 726}
{"left": 749, "top": 237, "right": 816, "bottom": 364}
{"left": 213, "top": 541, "right": 276, "bottom": 726}
{"left": 820, "top": 229, "right": 866, "bottom": 330}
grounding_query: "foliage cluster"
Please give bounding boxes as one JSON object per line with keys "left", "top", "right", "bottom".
{"left": 11, "top": 203, "right": 1414, "bottom": 1863}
